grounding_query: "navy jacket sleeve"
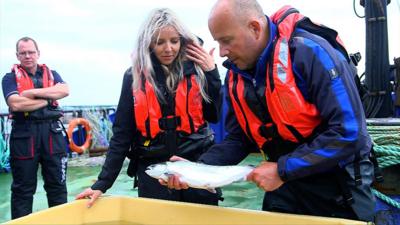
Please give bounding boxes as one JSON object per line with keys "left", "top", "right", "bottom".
{"left": 91, "top": 70, "right": 136, "bottom": 193}
{"left": 2, "top": 73, "right": 18, "bottom": 101}
{"left": 199, "top": 74, "right": 258, "bottom": 166}
{"left": 277, "top": 30, "right": 372, "bottom": 181}
{"left": 202, "top": 67, "right": 222, "bottom": 123}
{"left": 51, "top": 70, "right": 64, "bottom": 84}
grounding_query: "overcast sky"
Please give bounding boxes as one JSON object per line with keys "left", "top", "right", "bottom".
{"left": 1, "top": 0, "right": 399, "bottom": 109}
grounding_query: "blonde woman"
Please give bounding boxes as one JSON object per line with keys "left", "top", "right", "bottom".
{"left": 77, "top": 8, "right": 222, "bottom": 206}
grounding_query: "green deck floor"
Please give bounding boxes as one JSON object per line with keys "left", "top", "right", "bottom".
{"left": 0, "top": 154, "right": 264, "bottom": 223}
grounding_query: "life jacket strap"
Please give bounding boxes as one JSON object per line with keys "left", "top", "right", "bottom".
{"left": 158, "top": 115, "right": 180, "bottom": 157}
{"left": 335, "top": 170, "right": 355, "bottom": 206}
{"left": 353, "top": 156, "right": 362, "bottom": 186}
{"left": 158, "top": 116, "right": 181, "bottom": 130}
{"left": 259, "top": 123, "right": 278, "bottom": 140}
{"left": 369, "top": 146, "right": 384, "bottom": 183}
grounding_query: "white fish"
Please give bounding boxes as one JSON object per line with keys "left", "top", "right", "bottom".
{"left": 145, "top": 161, "right": 254, "bottom": 192}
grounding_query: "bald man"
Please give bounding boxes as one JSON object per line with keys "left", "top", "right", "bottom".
{"left": 166, "top": 0, "right": 376, "bottom": 222}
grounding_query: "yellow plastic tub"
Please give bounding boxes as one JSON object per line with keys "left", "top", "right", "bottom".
{"left": 4, "top": 196, "right": 366, "bottom": 225}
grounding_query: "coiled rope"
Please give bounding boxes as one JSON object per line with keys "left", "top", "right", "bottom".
{"left": 83, "top": 109, "right": 113, "bottom": 148}
{"left": 0, "top": 117, "right": 10, "bottom": 172}
{"left": 368, "top": 124, "right": 400, "bottom": 209}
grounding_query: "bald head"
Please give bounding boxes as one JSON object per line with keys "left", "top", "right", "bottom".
{"left": 209, "top": 0, "right": 265, "bottom": 25}
{"left": 208, "top": 0, "right": 269, "bottom": 70}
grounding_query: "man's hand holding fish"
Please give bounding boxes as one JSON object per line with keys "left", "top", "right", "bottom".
{"left": 146, "top": 156, "right": 255, "bottom": 193}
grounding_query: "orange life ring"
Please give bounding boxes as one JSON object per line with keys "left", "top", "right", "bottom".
{"left": 67, "top": 118, "right": 92, "bottom": 154}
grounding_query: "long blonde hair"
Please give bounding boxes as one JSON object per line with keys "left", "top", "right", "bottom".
{"left": 132, "top": 8, "right": 210, "bottom": 102}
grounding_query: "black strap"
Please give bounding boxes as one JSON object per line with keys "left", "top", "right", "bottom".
{"left": 58, "top": 120, "right": 70, "bottom": 145}
{"left": 126, "top": 145, "right": 139, "bottom": 188}
{"left": 369, "top": 146, "right": 384, "bottom": 183}
{"left": 165, "top": 130, "right": 177, "bottom": 157}
{"left": 285, "top": 124, "right": 306, "bottom": 143}
{"left": 259, "top": 123, "right": 279, "bottom": 139}
{"left": 158, "top": 116, "right": 181, "bottom": 130}
{"left": 186, "top": 77, "right": 195, "bottom": 133}
{"left": 140, "top": 78, "right": 152, "bottom": 139}
{"left": 335, "top": 171, "right": 355, "bottom": 205}
{"left": 353, "top": 155, "right": 362, "bottom": 186}
{"left": 158, "top": 116, "right": 181, "bottom": 157}
{"left": 126, "top": 159, "right": 138, "bottom": 188}
{"left": 296, "top": 17, "right": 350, "bottom": 63}
{"left": 276, "top": 7, "right": 300, "bottom": 25}
{"left": 133, "top": 175, "right": 138, "bottom": 188}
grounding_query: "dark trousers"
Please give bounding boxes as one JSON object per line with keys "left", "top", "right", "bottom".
{"left": 10, "top": 121, "right": 67, "bottom": 219}
{"left": 136, "top": 161, "right": 220, "bottom": 205}
{"left": 262, "top": 156, "right": 376, "bottom": 222}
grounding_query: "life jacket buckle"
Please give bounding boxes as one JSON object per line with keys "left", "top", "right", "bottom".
{"left": 159, "top": 116, "right": 181, "bottom": 130}
{"left": 375, "top": 173, "right": 384, "bottom": 183}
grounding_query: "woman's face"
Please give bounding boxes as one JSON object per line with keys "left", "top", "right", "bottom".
{"left": 151, "top": 26, "right": 181, "bottom": 66}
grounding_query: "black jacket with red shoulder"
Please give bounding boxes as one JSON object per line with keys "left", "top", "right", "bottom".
{"left": 91, "top": 60, "right": 222, "bottom": 193}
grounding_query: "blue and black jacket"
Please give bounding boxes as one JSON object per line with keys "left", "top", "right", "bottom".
{"left": 199, "top": 15, "right": 372, "bottom": 182}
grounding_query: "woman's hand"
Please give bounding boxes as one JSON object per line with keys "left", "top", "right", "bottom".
{"left": 75, "top": 188, "right": 103, "bottom": 208}
{"left": 186, "top": 43, "right": 216, "bottom": 72}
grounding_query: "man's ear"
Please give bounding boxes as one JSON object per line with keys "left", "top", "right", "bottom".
{"left": 248, "top": 20, "right": 262, "bottom": 39}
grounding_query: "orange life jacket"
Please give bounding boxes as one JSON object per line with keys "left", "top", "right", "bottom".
{"left": 133, "top": 74, "right": 205, "bottom": 139}
{"left": 12, "top": 64, "right": 55, "bottom": 92}
{"left": 10, "top": 64, "right": 59, "bottom": 119}
{"left": 228, "top": 6, "right": 326, "bottom": 148}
